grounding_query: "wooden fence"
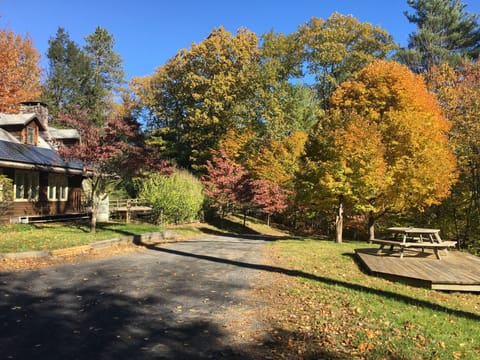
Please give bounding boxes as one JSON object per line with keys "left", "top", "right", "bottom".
{"left": 109, "top": 199, "right": 152, "bottom": 223}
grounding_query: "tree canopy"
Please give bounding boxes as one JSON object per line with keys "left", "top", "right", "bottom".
{"left": 427, "top": 61, "right": 480, "bottom": 249}
{"left": 41, "top": 28, "right": 93, "bottom": 120}
{"left": 397, "top": 0, "right": 480, "bottom": 72}
{"left": 41, "top": 26, "right": 125, "bottom": 124}
{"left": 57, "top": 109, "right": 141, "bottom": 232}
{"left": 0, "top": 28, "right": 41, "bottom": 113}
{"left": 299, "top": 60, "right": 457, "bottom": 240}
{"left": 299, "top": 13, "right": 397, "bottom": 108}
{"left": 132, "top": 27, "right": 262, "bottom": 170}
{"left": 5, "top": 10, "right": 480, "bottom": 249}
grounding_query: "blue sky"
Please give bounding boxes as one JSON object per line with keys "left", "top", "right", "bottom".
{"left": 1, "top": 0, "right": 479, "bottom": 80}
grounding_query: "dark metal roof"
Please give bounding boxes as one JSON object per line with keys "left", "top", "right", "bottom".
{"left": 0, "top": 113, "right": 47, "bottom": 131}
{"left": 0, "top": 140, "right": 83, "bottom": 171}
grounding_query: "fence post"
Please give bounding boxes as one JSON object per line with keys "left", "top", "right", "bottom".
{"left": 126, "top": 199, "right": 131, "bottom": 224}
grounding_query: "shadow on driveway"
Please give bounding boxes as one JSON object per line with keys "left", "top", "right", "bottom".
{"left": 1, "top": 235, "right": 479, "bottom": 360}
{"left": 146, "top": 242, "right": 480, "bottom": 322}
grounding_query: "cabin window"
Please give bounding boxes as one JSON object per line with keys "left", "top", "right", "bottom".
{"left": 26, "top": 127, "right": 36, "bottom": 145}
{"left": 48, "top": 173, "right": 68, "bottom": 201}
{"left": 14, "top": 170, "right": 39, "bottom": 200}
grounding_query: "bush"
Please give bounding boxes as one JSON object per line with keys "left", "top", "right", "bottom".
{"left": 0, "top": 174, "right": 13, "bottom": 216}
{"left": 137, "top": 170, "right": 204, "bottom": 225}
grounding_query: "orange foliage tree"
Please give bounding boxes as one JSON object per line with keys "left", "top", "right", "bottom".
{"left": 301, "top": 60, "right": 457, "bottom": 241}
{"left": 246, "top": 131, "right": 307, "bottom": 190}
{"left": 0, "top": 29, "right": 41, "bottom": 113}
{"left": 427, "top": 61, "right": 480, "bottom": 249}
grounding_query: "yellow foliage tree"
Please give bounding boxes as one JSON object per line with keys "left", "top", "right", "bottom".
{"left": 427, "top": 61, "right": 480, "bottom": 248}
{"left": 131, "top": 27, "right": 261, "bottom": 170}
{"left": 299, "top": 13, "right": 397, "bottom": 108}
{"left": 302, "top": 60, "right": 457, "bottom": 241}
{"left": 218, "top": 126, "right": 257, "bottom": 163}
{"left": 247, "top": 131, "right": 307, "bottom": 190}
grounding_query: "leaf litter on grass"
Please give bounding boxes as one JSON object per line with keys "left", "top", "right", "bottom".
{"left": 250, "top": 240, "right": 480, "bottom": 359}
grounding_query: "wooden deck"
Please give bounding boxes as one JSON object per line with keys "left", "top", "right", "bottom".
{"left": 355, "top": 247, "right": 480, "bottom": 292}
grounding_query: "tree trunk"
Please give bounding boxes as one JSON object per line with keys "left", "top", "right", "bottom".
{"left": 368, "top": 212, "right": 375, "bottom": 242}
{"left": 267, "top": 213, "right": 271, "bottom": 227}
{"left": 90, "top": 204, "right": 97, "bottom": 233}
{"left": 335, "top": 197, "right": 344, "bottom": 243}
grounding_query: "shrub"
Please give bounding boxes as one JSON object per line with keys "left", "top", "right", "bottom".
{"left": 137, "top": 170, "right": 204, "bottom": 225}
{"left": 0, "top": 174, "right": 13, "bottom": 216}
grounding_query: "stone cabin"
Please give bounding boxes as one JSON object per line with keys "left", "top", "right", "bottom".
{"left": 0, "top": 102, "right": 86, "bottom": 223}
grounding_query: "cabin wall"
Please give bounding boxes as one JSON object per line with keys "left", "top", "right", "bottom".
{"left": 0, "top": 168, "right": 85, "bottom": 223}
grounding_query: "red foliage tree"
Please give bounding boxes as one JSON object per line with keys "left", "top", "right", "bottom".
{"left": 201, "top": 148, "right": 249, "bottom": 218}
{"left": 57, "top": 109, "right": 142, "bottom": 232}
{"left": 202, "top": 148, "right": 290, "bottom": 226}
{"left": 251, "top": 179, "right": 291, "bottom": 226}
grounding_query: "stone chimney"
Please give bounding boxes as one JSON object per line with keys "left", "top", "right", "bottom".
{"left": 19, "top": 101, "right": 49, "bottom": 130}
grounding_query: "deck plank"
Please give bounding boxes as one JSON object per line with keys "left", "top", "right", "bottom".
{"left": 355, "top": 248, "right": 480, "bottom": 291}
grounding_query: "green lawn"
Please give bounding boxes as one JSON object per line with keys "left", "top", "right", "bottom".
{"left": 2, "top": 218, "right": 479, "bottom": 359}
{"left": 0, "top": 222, "right": 164, "bottom": 253}
{"left": 266, "top": 239, "right": 480, "bottom": 359}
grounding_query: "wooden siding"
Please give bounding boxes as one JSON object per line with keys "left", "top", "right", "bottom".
{"left": 0, "top": 168, "right": 85, "bottom": 223}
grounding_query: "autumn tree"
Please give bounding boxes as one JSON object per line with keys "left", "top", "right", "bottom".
{"left": 201, "top": 148, "right": 250, "bottom": 219}
{"left": 0, "top": 28, "right": 41, "bottom": 113}
{"left": 57, "top": 109, "right": 141, "bottom": 233}
{"left": 202, "top": 148, "right": 290, "bottom": 226}
{"left": 132, "top": 27, "right": 262, "bottom": 170}
{"left": 397, "top": 0, "right": 480, "bottom": 73}
{"left": 426, "top": 61, "right": 480, "bottom": 251}
{"left": 298, "top": 13, "right": 396, "bottom": 108}
{"left": 215, "top": 31, "right": 318, "bottom": 165}
{"left": 219, "top": 127, "right": 305, "bottom": 227}
{"left": 218, "top": 125, "right": 258, "bottom": 165}
{"left": 300, "top": 60, "right": 457, "bottom": 241}
{"left": 247, "top": 131, "right": 308, "bottom": 190}
{"left": 297, "top": 110, "right": 386, "bottom": 242}
{"left": 260, "top": 30, "right": 303, "bottom": 82}
{"left": 251, "top": 179, "right": 290, "bottom": 226}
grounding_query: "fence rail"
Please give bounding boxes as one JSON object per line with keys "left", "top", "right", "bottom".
{"left": 110, "top": 199, "right": 151, "bottom": 211}
{"left": 110, "top": 199, "right": 152, "bottom": 223}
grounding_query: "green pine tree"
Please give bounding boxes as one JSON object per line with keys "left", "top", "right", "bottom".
{"left": 42, "top": 26, "right": 125, "bottom": 125}
{"left": 41, "top": 27, "right": 93, "bottom": 122}
{"left": 84, "top": 26, "right": 125, "bottom": 124}
{"left": 397, "top": 0, "right": 480, "bottom": 72}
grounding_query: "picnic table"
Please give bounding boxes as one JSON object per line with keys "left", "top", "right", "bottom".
{"left": 371, "top": 227, "right": 457, "bottom": 260}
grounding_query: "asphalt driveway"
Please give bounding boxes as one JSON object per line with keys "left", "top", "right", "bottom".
{"left": 0, "top": 235, "right": 272, "bottom": 359}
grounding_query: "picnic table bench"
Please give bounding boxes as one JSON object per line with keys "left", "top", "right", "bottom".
{"left": 371, "top": 227, "right": 457, "bottom": 260}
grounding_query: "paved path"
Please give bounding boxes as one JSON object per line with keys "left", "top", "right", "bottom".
{"left": 0, "top": 235, "right": 271, "bottom": 359}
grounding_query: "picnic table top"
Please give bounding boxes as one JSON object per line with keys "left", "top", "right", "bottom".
{"left": 387, "top": 227, "right": 440, "bottom": 234}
